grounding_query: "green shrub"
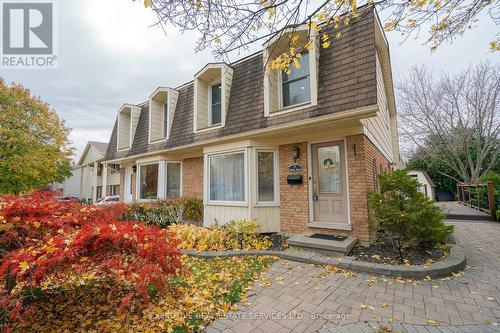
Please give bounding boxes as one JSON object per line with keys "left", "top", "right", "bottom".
{"left": 124, "top": 197, "right": 203, "bottom": 228}
{"left": 368, "top": 170, "right": 453, "bottom": 249}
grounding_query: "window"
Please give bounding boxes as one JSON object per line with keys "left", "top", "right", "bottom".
{"left": 166, "top": 162, "right": 181, "bottom": 198}
{"left": 282, "top": 52, "right": 310, "bottom": 108}
{"left": 96, "top": 186, "right": 103, "bottom": 200}
{"left": 193, "top": 63, "right": 233, "bottom": 132}
{"left": 210, "top": 83, "right": 222, "bottom": 125}
{"left": 209, "top": 152, "right": 245, "bottom": 202}
{"left": 110, "top": 164, "right": 120, "bottom": 174}
{"left": 97, "top": 163, "right": 102, "bottom": 177}
{"left": 163, "top": 102, "right": 168, "bottom": 138}
{"left": 139, "top": 163, "right": 159, "bottom": 200}
{"left": 317, "top": 146, "right": 341, "bottom": 193}
{"left": 257, "top": 151, "right": 276, "bottom": 202}
{"left": 109, "top": 184, "right": 120, "bottom": 196}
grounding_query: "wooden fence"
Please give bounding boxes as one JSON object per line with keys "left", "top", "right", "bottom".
{"left": 457, "top": 181, "right": 497, "bottom": 219}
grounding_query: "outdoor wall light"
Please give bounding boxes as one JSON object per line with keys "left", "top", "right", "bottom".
{"left": 292, "top": 146, "right": 300, "bottom": 163}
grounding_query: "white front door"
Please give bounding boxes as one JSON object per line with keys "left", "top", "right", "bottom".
{"left": 124, "top": 166, "right": 133, "bottom": 203}
{"left": 311, "top": 141, "right": 348, "bottom": 226}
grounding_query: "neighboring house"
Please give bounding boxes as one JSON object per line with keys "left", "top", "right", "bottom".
{"left": 78, "top": 141, "right": 121, "bottom": 202}
{"left": 103, "top": 7, "right": 400, "bottom": 243}
{"left": 407, "top": 170, "right": 436, "bottom": 201}
{"left": 49, "top": 165, "right": 81, "bottom": 198}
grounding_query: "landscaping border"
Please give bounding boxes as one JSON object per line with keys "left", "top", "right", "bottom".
{"left": 180, "top": 244, "right": 466, "bottom": 279}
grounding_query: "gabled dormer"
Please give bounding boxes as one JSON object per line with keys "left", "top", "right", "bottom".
{"left": 193, "top": 63, "right": 233, "bottom": 133}
{"left": 148, "top": 87, "right": 179, "bottom": 143}
{"left": 263, "top": 25, "right": 319, "bottom": 117}
{"left": 116, "top": 104, "right": 140, "bottom": 151}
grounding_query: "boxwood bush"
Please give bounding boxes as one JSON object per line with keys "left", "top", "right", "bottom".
{"left": 124, "top": 197, "right": 203, "bottom": 228}
{"left": 368, "top": 170, "right": 453, "bottom": 249}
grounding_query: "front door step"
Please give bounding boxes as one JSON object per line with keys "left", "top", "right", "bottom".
{"left": 288, "top": 233, "right": 358, "bottom": 256}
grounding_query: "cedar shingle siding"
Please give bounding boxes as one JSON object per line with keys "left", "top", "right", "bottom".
{"left": 105, "top": 9, "right": 377, "bottom": 162}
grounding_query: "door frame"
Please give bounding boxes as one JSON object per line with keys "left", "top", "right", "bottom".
{"left": 307, "top": 138, "right": 352, "bottom": 230}
{"left": 124, "top": 166, "right": 133, "bottom": 203}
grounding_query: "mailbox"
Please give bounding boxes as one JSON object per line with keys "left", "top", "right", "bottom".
{"left": 287, "top": 174, "right": 303, "bottom": 185}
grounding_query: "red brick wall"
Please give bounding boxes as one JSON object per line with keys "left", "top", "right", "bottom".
{"left": 182, "top": 157, "right": 204, "bottom": 199}
{"left": 279, "top": 135, "right": 391, "bottom": 244}
{"left": 279, "top": 143, "right": 310, "bottom": 233}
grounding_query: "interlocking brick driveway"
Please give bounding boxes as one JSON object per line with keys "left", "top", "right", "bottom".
{"left": 206, "top": 221, "right": 500, "bottom": 332}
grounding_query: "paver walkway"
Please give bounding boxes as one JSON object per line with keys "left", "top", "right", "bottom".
{"left": 206, "top": 220, "right": 500, "bottom": 333}
{"left": 438, "top": 202, "right": 493, "bottom": 220}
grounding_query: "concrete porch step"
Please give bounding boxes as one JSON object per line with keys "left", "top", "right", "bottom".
{"left": 287, "top": 233, "right": 358, "bottom": 256}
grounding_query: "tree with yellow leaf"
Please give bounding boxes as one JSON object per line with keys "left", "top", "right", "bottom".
{"left": 0, "top": 80, "right": 73, "bottom": 195}
{"left": 139, "top": 0, "right": 499, "bottom": 72}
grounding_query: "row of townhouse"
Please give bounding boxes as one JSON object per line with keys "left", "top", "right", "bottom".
{"left": 102, "top": 7, "right": 400, "bottom": 243}
{"left": 55, "top": 141, "right": 121, "bottom": 202}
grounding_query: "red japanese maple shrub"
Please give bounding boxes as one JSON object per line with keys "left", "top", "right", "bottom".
{"left": 0, "top": 192, "right": 182, "bottom": 332}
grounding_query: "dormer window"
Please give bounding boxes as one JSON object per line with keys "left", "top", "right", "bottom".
{"left": 263, "top": 26, "right": 318, "bottom": 116}
{"left": 209, "top": 82, "right": 222, "bottom": 125}
{"left": 117, "top": 104, "right": 140, "bottom": 151}
{"left": 193, "top": 63, "right": 233, "bottom": 133}
{"left": 149, "top": 87, "right": 179, "bottom": 143}
{"left": 281, "top": 52, "right": 310, "bottom": 108}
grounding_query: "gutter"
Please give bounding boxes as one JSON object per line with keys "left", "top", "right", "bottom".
{"left": 103, "top": 104, "right": 379, "bottom": 164}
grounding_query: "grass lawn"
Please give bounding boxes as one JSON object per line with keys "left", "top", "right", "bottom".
{"left": 18, "top": 255, "right": 275, "bottom": 332}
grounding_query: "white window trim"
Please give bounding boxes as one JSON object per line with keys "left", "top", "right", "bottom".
{"left": 263, "top": 27, "right": 318, "bottom": 118}
{"left": 165, "top": 161, "right": 183, "bottom": 199}
{"left": 254, "top": 149, "right": 280, "bottom": 206}
{"left": 208, "top": 80, "right": 222, "bottom": 126}
{"left": 278, "top": 57, "right": 312, "bottom": 110}
{"left": 193, "top": 64, "right": 233, "bottom": 134}
{"left": 136, "top": 161, "right": 161, "bottom": 202}
{"left": 149, "top": 95, "right": 168, "bottom": 145}
{"left": 205, "top": 149, "right": 248, "bottom": 206}
{"left": 116, "top": 108, "right": 132, "bottom": 152}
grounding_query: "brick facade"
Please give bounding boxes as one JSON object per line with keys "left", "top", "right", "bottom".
{"left": 279, "top": 135, "right": 390, "bottom": 244}
{"left": 182, "top": 157, "right": 204, "bottom": 198}
{"left": 279, "top": 142, "right": 310, "bottom": 233}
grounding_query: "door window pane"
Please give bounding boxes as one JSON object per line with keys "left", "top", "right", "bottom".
{"left": 317, "top": 146, "right": 341, "bottom": 193}
{"left": 166, "top": 162, "right": 181, "bottom": 198}
{"left": 282, "top": 52, "right": 310, "bottom": 107}
{"left": 257, "top": 151, "right": 275, "bottom": 202}
{"left": 210, "top": 83, "right": 222, "bottom": 125}
{"left": 140, "top": 164, "right": 159, "bottom": 199}
{"left": 209, "top": 152, "right": 245, "bottom": 201}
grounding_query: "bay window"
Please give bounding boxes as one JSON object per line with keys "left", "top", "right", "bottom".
{"left": 281, "top": 52, "right": 311, "bottom": 108}
{"left": 139, "top": 163, "right": 159, "bottom": 200}
{"left": 209, "top": 151, "right": 245, "bottom": 202}
{"left": 256, "top": 151, "right": 277, "bottom": 203}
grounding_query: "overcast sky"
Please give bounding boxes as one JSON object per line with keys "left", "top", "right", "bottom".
{"left": 1, "top": 0, "right": 498, "bottom": 160}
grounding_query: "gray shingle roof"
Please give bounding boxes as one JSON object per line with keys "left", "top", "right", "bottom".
{"left": 88, "top": 141, "right": 109, "bottom": 155}
{"left": 104, "top": 8, "right": 378, "bottom": 162}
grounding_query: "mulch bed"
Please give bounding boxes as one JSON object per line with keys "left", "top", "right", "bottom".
{"left": 349, "top": 242, "right": 449, "bottom": 266}
{"left": 265, "top": 233, "right": 288, "bottom": 251}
